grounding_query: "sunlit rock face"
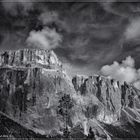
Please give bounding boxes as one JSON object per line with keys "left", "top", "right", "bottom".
{"left": 72, "top": 75, "right": 140, "bottom": 124}
{"left": 72, "top": 75, "right": 140, "bottom": 138}
{"left": 0, "top": 49, "right": 75, "bottom": 135}
{"left": 72, "top": 75, "right": 121, "bottom": 123}
{"left": 0, "top": 49, "right": 62, "bottom": 69}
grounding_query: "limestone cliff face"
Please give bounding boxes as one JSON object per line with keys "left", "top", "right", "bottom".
{"left": 72, "top": 75, "right": 140, "bottom": 124}
{"left": 0, "top": 49, "right": 62, "bottom": 69}
{"left": 71, "top": 74, "right": 140, "bottom": 138}
{"left": 0, "top": 49, "right": 75, "bottom": 135}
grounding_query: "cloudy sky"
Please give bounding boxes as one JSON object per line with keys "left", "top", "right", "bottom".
{"left": 1, "top": 0, "right": 140, "bottom": 85}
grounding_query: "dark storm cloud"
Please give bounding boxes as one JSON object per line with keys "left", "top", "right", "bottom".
{"left": 53, "top": 2, "right": 128, "bottom": 74}
{"left": 0, "top": 1, "right": 43, "bottom": 50}
{"left": 1, "top": 1, "right": 140, "bottom": 75}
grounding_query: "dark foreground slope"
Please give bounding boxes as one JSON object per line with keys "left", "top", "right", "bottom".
{"left": 0, "top": 111, "right": 47, "bottom": 138}
{"left": 0, "top": 49, "right": 140, "bottom": 139}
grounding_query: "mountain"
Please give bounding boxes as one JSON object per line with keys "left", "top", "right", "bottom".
{"left": 0, "top": 49, "right": 62, "bottom": 69}
{"left": 0, "top": 48, "right": 75, "bottom": 136}
{"left": 72, "top": 75, "right": 140, "bottom": 122}
{"left": 0, "top": 48, "right": 140, "bottom": 139}
{"left": 72, "top": 74, "right": 140, "bottom": 138}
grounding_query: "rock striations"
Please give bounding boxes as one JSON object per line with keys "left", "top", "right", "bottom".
{"left": 72, "top": 75, "right": 140, "bottom": 138}
{"left": 0, "top": 48, "right": 74, "bottom": 135}
{"left": 0, "top": 49, "right": 62, "bottom": 69}
{"left": 0, "top": 48, "right": 140, "bottom": 139}
{"left": 72, "top": 75, "right": 140, "bottom": 122}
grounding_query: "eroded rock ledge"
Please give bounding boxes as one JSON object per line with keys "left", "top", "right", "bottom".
{"left": 0, "top": 49, "right": 62, "bottom": 69}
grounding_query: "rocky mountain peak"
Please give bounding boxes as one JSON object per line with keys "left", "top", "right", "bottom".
{"left": 0, "top": 48, "right": 62, "bottom": 69}
{"left": 72, "top": 74, "right": 121, "bottom": 93}
{"left": 72, "top": 74, "right": 140, "bottom": 123}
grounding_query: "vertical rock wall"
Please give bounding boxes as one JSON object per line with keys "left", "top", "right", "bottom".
{"left": 72, "top": 75, "right": 140, "bottom": 124}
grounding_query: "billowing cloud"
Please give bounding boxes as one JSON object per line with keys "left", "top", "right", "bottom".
{"left": 26, "top": 27, "right": 62, "bottom": 50}
{"left": 101, "top": 56, "right": 140, "bottom": 89}
{"left": 122, "top": 55, "right": 135, "bottom": 67}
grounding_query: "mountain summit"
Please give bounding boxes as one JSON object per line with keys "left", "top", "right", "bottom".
{"left": 0, "top": 49, "right": 62, "bottom": 69}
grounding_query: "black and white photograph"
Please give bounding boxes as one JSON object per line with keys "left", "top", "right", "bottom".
{"left": 0, "top": 0, "right": 140, "bottom": 139}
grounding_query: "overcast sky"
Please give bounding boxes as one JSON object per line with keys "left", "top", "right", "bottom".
{"left": 1, "top": 1, "right": 140, "bottom": 77}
